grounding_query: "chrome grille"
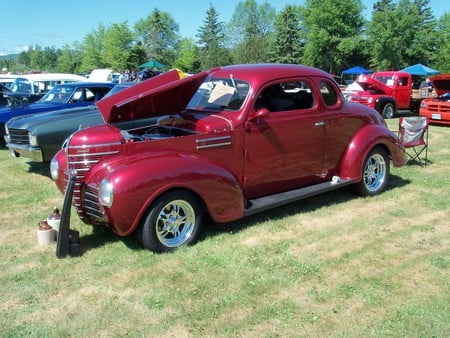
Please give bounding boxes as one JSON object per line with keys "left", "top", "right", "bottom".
{"left": 83, "top": 185, "right": 103, "bottom": 218}
{"left": 7, "top": 128, "right": 29, "bottom": 145}
{"left": 65, "top": 142, "right": 121, "bottom": 220}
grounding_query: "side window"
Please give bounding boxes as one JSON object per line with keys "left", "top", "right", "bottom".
{"left": 254, "top": 81, "right": 315, "bottom": 112}
{"left": 398, "top": 77, "right": 408, "bottom": 86}
{"left": 319, "top": 81, "right": 338, "bottom": 106}
{"left": 71, "top": 88, "right": 85, "bottom": 102}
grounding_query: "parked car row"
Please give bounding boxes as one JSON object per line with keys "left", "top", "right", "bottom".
{"left": 1, "top": 81, "right": 115, "bottom": 145}
{"left": 1, "top": 73, "right": 87, "bottom": 106}
{"left": 2, "top": 69, "right": 164, "bottom": 160}
{"left": 4, "top": 82, "right": 158, "bottom": 161}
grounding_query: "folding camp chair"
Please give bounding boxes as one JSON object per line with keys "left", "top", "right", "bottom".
{"left": 398, "top": 116, "right": 429, "bottom": 167}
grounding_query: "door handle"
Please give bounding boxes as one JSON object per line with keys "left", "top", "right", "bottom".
{"left": 315, "top": 121, "right": 325, "bottom": 126}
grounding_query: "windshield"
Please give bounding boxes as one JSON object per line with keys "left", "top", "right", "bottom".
{"left": 39, "top": 85, "right": 75, "bottom": 103}
{"left": 373, "top": 75, "right": 395, "bottom": 86}
{"left": 102, "top": 83, "right": 132, "bottom": 98}
{"left": 186, "top": 76, "right": 250, "bottom": 111}
{"left": 8, "top": 78, "right": 34, "bottom": 93}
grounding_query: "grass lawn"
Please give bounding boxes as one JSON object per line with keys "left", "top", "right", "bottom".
{"left": 0, "top": 118, "right": 448, "bottom": 336}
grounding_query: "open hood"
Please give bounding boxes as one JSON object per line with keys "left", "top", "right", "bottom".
{"left": 355, "top": 74, "right": 393, "bottom": 96}
{"left": 96, "top": 69, "right": 210, "bottom": 124}
{"left": 429, "top": 74, "right": 450, "bottom": 96}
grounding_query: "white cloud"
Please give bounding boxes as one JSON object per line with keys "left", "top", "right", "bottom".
{"left": 0, "top": 45, "right": 29, "bottom": 56}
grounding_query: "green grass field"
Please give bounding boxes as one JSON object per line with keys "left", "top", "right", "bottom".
{"left": 0, "top": 119, "right": 448, "bottom": 337}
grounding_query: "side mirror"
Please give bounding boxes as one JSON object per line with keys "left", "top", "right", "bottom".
{"left": 250, "top": 108, "right": 269, "bottom": 121}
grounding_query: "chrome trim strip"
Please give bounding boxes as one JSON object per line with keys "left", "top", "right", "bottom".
{"left": 68, "top": 150, "right": 120, "bottom": 157}
{"left": 69, "top": 141, "right": 122, "bottom": 149}
{"left": 196, "top": 136, "right": 232, "bottom": 149}
{"left": 197, "top": 142, "right": 232, "bottom": 149}
{"left": 197, "top": 136, "right": 231, "bottom": 143}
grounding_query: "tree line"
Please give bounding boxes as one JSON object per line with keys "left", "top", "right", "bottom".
{"left": 1, "top": 0, "right": 449, "bottom": 76}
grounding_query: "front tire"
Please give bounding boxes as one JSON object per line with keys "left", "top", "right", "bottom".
{"left": 382, "top": 103, "right": 395, "bottom": 119}
{"left": 138, "top": 190, "right": 203, "bottom": 252}
{"left": 355, "top": 147, "right": 390, "bottom": 197}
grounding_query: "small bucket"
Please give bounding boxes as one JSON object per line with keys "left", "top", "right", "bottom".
{"left": 37, "top": 220, "right": 54, "bottom": 245}
{"left": 37, "top": 229, "right": 54, "bottom": 245}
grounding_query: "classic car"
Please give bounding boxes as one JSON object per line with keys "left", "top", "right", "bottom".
{"left": 3, "top": 73, "right": 87, "bottom": 106}
{"left": 50, "top": 64, "right": 406, "bottom": 254}
{"left": 5, "top": 82, "right": 162, "bottom": 162}
{"left": 419, "top": 74, "right": 450, "bottom": 125}
{"left": 0, "top": 82, "right": 115, "bottom": 143}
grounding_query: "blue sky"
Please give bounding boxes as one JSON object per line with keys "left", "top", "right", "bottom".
{"left": 0, "top": 0, "right": 448, "bottom": 56}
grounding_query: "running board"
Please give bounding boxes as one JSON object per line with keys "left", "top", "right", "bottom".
{"left": 244, "top": 178, "right": 354, "bottom": 217}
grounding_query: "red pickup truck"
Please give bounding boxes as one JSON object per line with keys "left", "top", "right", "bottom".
{"left": 51, "top": 64, "right": 406, "bottom": 253}
{"left": 347, "top": 71, "right": 423, "bottom": 118}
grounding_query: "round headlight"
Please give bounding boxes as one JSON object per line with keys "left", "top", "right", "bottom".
{"left": 99, "top": 179, "right": 114, "bottom": 208}
{"left": 50, "top": 157, "right": 59, "bottom": 180}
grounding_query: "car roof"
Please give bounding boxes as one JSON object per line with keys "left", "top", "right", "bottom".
{"left": 210, "top": 64, "right": 331, "bottom": 88}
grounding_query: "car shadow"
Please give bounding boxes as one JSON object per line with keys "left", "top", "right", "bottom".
{"left": 65, "top": 226, "right": 141, "bottom": 257}
{"left": 62, "top": 173, "right": 411, "bottom": 257}
{"left": 26, "top": 161, "right": 51, "bottom": 178}
{"left": 201, "top": 173, "right": 411, "bottom": 240}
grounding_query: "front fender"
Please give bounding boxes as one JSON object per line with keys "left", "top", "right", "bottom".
{"left": 340, "top": 124, "right": 406, "bottom": 180}
{"left": 374, "top": 97, "right": 396, "bottom": 113}
{"left": 87, "top": 151, "right": 244, "bottom": 235}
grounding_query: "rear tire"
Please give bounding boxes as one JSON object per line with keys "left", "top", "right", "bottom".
{"left": 138, "top": 190, "right": 203, "bottom": 252}
{"left": 355, "top": 147, "right": 390, "bottom": 197}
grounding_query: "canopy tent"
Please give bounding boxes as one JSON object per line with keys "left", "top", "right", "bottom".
{"left": 340, "top": 66, "right": 372, "bottom": 85}
{"left": 138, "top": 60, "right": 168, "bottom": 70}
{"left": 401, "top": 63, "right": 440, "bottom": 76}
{"left": 341, "top": 66, "right": 372, "bottom": 75}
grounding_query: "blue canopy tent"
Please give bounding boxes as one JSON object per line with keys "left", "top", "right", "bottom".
{"left": 401, "top": 64, "right": 440, "bottom": 76}
{"left": 340, "top": 66, "right": 372, "bottom": 85}
{"left": 341, "top": 66, "right": 372, "bottom": 75}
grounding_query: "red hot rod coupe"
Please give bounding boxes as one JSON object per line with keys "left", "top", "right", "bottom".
{"left": 51, "top": 64, "right": 406, "bottom": 253}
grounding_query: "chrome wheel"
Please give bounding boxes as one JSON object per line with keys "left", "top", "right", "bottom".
{"left": 139, "top": 190, "right": 202, "bottom": 252}
{"left": 363, "top": 153, "right": 386, "bottom": 193}
{"left": 355, "top": 147, "right": 390, "bottom": 197}
{"left": 156, "top": 200, "right": 196, "bottom": 248}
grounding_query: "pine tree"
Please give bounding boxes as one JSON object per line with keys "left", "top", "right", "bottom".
{"left": 270, "top": 5, "right": 303, "bottom": 64}
{"left": 197, "top": 4, "right": 230, "bottom": 69}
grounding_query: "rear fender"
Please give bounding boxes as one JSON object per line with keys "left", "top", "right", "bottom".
{"left": 339, "top": 124, "right": 406, "bottom": 180}
{"left": 88, "top": 152, "right": 244, "bottom": 235}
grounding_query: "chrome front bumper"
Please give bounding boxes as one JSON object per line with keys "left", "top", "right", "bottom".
{"left": 6, "top": 142, "right": 44, "bottom": 162}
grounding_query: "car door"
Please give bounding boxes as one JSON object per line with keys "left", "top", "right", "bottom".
{"left": 315, "top": 78, "right": 363, "bottom": 175}
{"left": 242, "top": 79, "right": 326, "bottom": 199}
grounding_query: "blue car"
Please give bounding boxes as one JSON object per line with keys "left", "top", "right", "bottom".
{"left": 0, "top": 82, "right": 115, "bottom": 142}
